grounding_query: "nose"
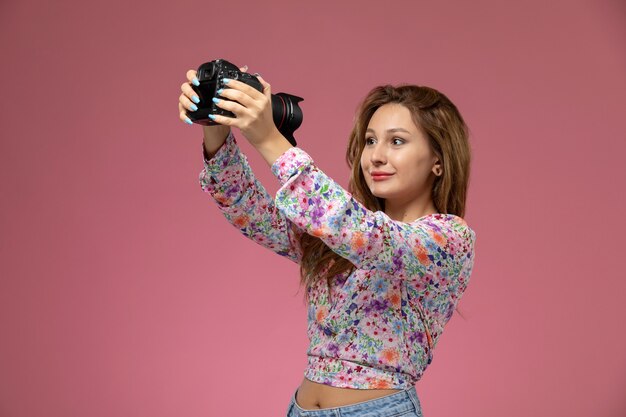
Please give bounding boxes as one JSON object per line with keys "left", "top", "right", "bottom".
{"left": 369, "top": 142, "right": 387, "bottom": 165}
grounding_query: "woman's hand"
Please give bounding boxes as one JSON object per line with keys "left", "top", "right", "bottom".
{"left": 209, "top": 75, "right": 282, "bottom": 149}
{"left": 179, "top": 65, "right": 246, "bottom": 158}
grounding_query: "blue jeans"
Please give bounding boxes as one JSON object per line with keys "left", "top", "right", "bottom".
{"left": 286, "top": 386, "right": 423, "bottom": 417}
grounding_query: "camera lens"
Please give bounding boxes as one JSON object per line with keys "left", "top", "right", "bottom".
{"left": 271, "top": 93, "right": 303, "bottom": 147}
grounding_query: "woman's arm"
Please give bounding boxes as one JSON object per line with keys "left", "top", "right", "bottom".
{"left": 267, "top": 145, "right": 475, "bottom": 277}
{"left": 203, "top": 72, "right": 476, "bottom": 345}
{"left": 267, "top": 144, "right": 476, "bottom": 347}
{"left": 202, "top": 125, "right": 230, "bottom": 159}
{"left": 199, "top": 131, "right": 304, "bottom": 264}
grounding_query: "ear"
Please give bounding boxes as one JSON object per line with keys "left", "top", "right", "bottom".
{"left": 431, "top": 158, "right": 442, "bottom": 177}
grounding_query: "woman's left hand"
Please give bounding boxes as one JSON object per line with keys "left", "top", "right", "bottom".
{"left": 209, "top": 75, "right": 281, "bottom": 148}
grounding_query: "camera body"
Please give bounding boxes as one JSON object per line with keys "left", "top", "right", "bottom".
{"left": 194, "top": 59, "right": 263, "bottom": 120}
{"left": 187, "top": 59, "right": 303, "bottom": 146}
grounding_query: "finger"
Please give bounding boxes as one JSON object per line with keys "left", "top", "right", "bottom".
{"left": 212, "top": 96, "right": 249, "bottom": 118}
{"left": 216, "top": 87, "right": 256, "bottom": 109}
{"left": 256, "top": 75, "right": 271, "bottom": 99}
{"left": 239, "top": 65, "right": 248, "bottom": 73}
{"left": 221, "top": 78, "right": 264, "bottom": 101}
{"left": 181, "top": 82, "right": 201, "bottom": 105}
{"left": 179, "top": 92, "right": 199, "bottom": 113}
{"left": 186, "top": 69, "right": 200, "bottom": 86}
{"left": 178, "top": 102, "right": 193, "bottom": 125}
{"left": 208, "top": 113, "right": 235, "bottom": 127}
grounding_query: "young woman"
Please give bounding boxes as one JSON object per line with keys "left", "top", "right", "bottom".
{"left": 178, "top": 66, "right": 476, "bottom": 417}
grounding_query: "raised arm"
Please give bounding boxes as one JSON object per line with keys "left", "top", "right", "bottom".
{"left": 270, "top": 146, "right": 474, "bottom": 273}
{"left": 199, "top": 131, "right": 303, "bottom": 264}
{"left": 269, "top": 146, "right": 476, "bottom": 345}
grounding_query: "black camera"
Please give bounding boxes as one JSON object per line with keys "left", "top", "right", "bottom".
{"left": 187, "top": 59, "right": 303, "bottom": 146}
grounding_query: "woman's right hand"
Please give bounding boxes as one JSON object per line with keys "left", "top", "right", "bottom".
{"left": 178, "top": 66, "right": 247, "bottom": 158}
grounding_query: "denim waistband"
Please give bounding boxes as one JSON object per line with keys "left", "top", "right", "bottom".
{"left": 286, "top": 385, "right": 422, "bottom": 417}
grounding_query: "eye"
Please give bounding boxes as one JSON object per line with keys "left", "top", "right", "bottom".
{"left": 392, "top": 137, "right": 405, "bottom": 145}
{"left": 365, "top": 137, "right": 376, "bottom": 145}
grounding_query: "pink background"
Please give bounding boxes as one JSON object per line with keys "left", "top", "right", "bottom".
{"left": 1, "top": 0, "right": 625, "bottom": 416}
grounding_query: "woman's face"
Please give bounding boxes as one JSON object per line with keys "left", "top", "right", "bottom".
{"left": 360, "top": 103, "right": 439, "bottom": 206}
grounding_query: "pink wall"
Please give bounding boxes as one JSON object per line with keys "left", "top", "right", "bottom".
{"left": 1, "top": 0, "right": 625, "bottom": 416}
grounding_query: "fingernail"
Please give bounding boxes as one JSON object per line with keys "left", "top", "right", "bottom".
{"left": 208, "top": 114, "right": 216, "bottom": 120}
{"left": 222, "top": 78, "right": 231, "bottom": 84}
{"left": 217, "top": 88, "right": 223, "bottom": 95}
{"left": 184, "top": 117, "right": 193, "bottom": 125}
{"left": 192, "top": 77, "right": 200, "bottom": 86}
{"left": 190, "top": 103, "right": 198, "bottom": 111}
{"left": 192, "top": 95, "right": 200, "bottom": 104}
{"left": 242, "top": 65, "right": 248, "bottom": 71}
{"left": 212, "top": 97, "right": 220, "bottom": 104}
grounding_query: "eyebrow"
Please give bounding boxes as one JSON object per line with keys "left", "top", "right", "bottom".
{"left": 366, "top": 128, "right": 412, "bottom": 134}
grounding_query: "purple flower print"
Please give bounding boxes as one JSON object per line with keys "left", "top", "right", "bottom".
{"left": 327, "top": 343, "right": 340, "bottom": 355}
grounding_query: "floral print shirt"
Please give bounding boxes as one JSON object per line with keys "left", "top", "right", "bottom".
{"left": 198, "top": 132, "right": 476, "bottom": 390}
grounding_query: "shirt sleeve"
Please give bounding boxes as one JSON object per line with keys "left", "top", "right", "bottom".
{"left": 198, "top": 131, "right": 303, "bottom": 264}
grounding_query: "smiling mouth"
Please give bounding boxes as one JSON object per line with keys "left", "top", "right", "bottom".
{"left": 371, "top": 174, "right": 393, "bottom": 181}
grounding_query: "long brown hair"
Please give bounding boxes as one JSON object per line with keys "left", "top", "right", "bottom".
{"left": 298, "top": 84, "right": 472, "bottom": 304}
